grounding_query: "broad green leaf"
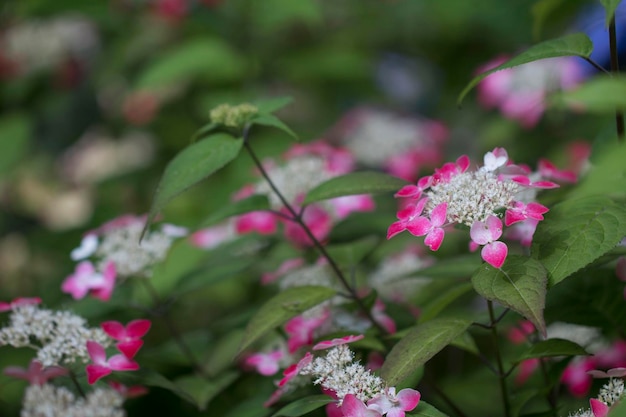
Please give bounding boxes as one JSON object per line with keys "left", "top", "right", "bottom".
{"left": 380, "top": 318, "right": 470, "bottom": 386}
{"left": 136, "top": 38, "right": 246, "bottom": 88}
{"left": 531, "top": 0, "right": 568, "bottom": 40}
{"left": 143, "top": 331, "right": 211, "bottom": 367}
{"left": 303, "top": 172, "right": 408, "bottom": 205}
{"left": 192, "top": 122, "right": 219, "bottom": 142}
{"left": 516, "top": 338, "right": 589, "bottom": 363}
{"left": 0, "top": 113, "right": 30, "bottom": 175}
{"left": 609, "top": 395, "right": 626, "bottom": 416}
{"left": 471, "top": 256, "right": 547, "bottom": 335}
{"left": 567, "top": 141, "right": 626, "bottom": 200}
{"left": 551, "top": 76, "right": 626, "bottom": 113}
{"left": 409, "top": 401, "right": 449, "bottom": 417}
{"left": 201, "top": 194, "right": 271, "bottom": 227}
{"left": 251, "top": 113, "right": 298, "bottom": 140}
{"left": 255, "top": 96, "right": 293, "bottom": 114}
{"left": 145, "top": 133, "right": 243, "bottom": 233}
{"left": 450, "top": 331, "right": 480, "bottom": 356}
{"left": 325, "top": 236, "right": 380, "bottom": 267}
{"left": 510, "top": 389, "right": 542, "bottom": 417}
{"left": 458, "top": 33, "right": 593, "bottom": 105}
{"left": 117, "top": 369, "right": 196, "bottom": 405}
{"left": 271, "top": 395, "right": 334, "bottom": 417}
{"left": 531, "top": 196, "right": 626, "bottom": 285}
{"left": 203, "top": 329, "right": 244, "bottom": 377}
{"left": 419, "top": 282, "right": 473, "bottom": 323}
{"left": 224, "top": 394, "right": 272, "bottom": 417}
{"left": 175, "top": 371, "right": 239, "bottom": 411}
{"left": 238, "top": 286, "right": 336, "bottom": 354}
{"left": 250, "top": 0, "right": 322, "bottom": 32}
{"left": 600, "top": 0, "right": 623, "bottom": 25}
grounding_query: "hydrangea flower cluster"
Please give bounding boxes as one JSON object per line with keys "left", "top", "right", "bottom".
{"left": 62, "top": 214, "right": 187, "bottom": 301}
{"left": 329, "top": 107, "right": 448, "bottom": 181}
{"left": 388, "top": 148, "right": 559, "bottom": 268}
{"left": 21, "top": 383, "right": 125, "bottom": 417}
{"left": 0, "top": 302, "right": 110, "bottom": 367}
{"left": 566, "top": 370, "right": 626, "bottom": 417}
{"left": 477, "top": 56, "right": 582, "bottom": 128}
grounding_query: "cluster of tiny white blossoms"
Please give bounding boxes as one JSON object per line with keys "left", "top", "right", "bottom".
{"left": 22, "top": 384, "right": 125, "bottom": 417}
{"left": 0, "top": 304, "right": 110, "bottom": 367}
{"left": 567, "top": 377, "right": 625, "bottom": 417}
{"left": 299, "top": 344, "right": 385, "bottom": 404}
{"left": 71, "top": 215, "right": 187, "bottom": 278}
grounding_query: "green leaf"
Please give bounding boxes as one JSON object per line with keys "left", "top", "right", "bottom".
{"left": 303, "top": 172, "right": 408, "bottom": 205}
{"left": 516, "top": 338, "right": 589, "bottom": 363}
{"left": 567, "top": 142, "right": 626, "bottom": 200}
{"left": 531, "top": 0, "right": 569, "bottom": 40}
{"left": 551, "top": 76, "right": 626, "bottom": 113}
{"left": 0, "top": 113, "right": 30, "bottom": 175}
{"left": 145, "top": 133, "right": 243, "bottom": 234}
{"left": 201, "top": 194, "right": 271, "bottom": 227}
{"left": 251, "top": 113, "right": 298, "bottom": 140}
{"left": 324, "top": 236, "right": 380, "bottom": 267}
{"left": 255, "top": 96, "right": 293, "bottom": 114}
{"left": 531, "top": 196, "right": 626, "bottom": 285}
{"left": 136, "top": 38, "right": 246, "bottom": 88}
{"left": 203, "top": 329, "right": 244, "bottom": 377}
{"left": 608, "top": 393, "right": 626, "bottom": 416}
{"left": 117, "top": 369, "right": 196, "bottom": 406}
{"left": 457, "top": 33, "right": 593, "bottom": 105}
{"left": 510, "top": 389, "right": 542, "bottom": 417}
{"left": 173, "top": 255, "right": 256, "bottom": 296}
{"left": 380, "top": 318, "right": 471, "bottom": 386}
{"left": 415, "top": 255, "right": 481, "bottom": 279}
{"left": 600, "top": 0, "right": 623, "bottom": 25}
{"left": 418, "top": 282, "right": 473, "bottom": 323}
{"left": 175, "top": 371, "right": 239, "bottom": 411}
{"left": 143, "top": 331, "right": 211, "bottom": 367}
{"left": 450, "top": 331, "right": 479, "bottom": 356}
{"left": 271, "top": 395, "right": 334, "bottom": 417}
{"left": 409, "top": 401, "right": 449, "bottom": 417}
{"left": 471, "top": 256, "right": 547, "bottom": 335}
{"left": 238, "top": 286, "right": 336, "bottom": 354}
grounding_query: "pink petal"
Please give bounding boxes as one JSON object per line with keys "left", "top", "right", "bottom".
{"left": 590, "top": 399, "right": 609, "bottom": 417}
{"left": 504, "top": 208, "right": 526, "bottom": 226}
{"left": 481, "top": 241, "right": 508, "bottom": 268}
{"left": 405, "top": 216, "right": 431, "bottom": 237}
{"left": 424, "top": 228, "right": 445, "bottom": 251}
{"left": 387, "top": 221, "right": 407, "bottom": 239}
{"left": 101, "top": 321, "right": 126, "bottom": 340}
{"left": 108, "top": 354, "right": 139, "bottom": 371}
{"left": 126, "top": 319, "right": 152, "bottom": 338}
{"left": 313, "top": 334, "right": 364, "bottom": 350}
{"left": 394, "top": 185, "right": 421, "bottom": 199}
{"left": 86, "top": 341, "right": 107, "bottom": 365}
{"left": 86, "top": 364, "right": 111, "bottom": 384}
{"left": 117, "top": 340, "right": 144, "bottom": 359}
{"left": 485, "top": 215, "right": 503, "bottom": 240}
{"left": 91, "top": 262, "right": 117, "bottom": 301}
{"left": 397, "top": 388, "right": 420, "bottom": 411}
{"left": 342, "top": 394, "right": 382, "bottom": 417}
{"left": 456, "top": 155, "right": 470, "bottom": 172}
{"left": 430, "top": 203, "right": 448, "bottom": 227}
{"left": 470, "top": 220, "right": 492, "bottom": 245}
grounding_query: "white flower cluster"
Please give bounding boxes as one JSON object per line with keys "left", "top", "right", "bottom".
{"left": 0, "top": 305, "right": 110, "bottom": 367}
{"left": 22, "top": 384, "right": 125, "bottom": 417}
{"left": 299, "top": 345, "right": 385, "bottom": 404}
{"left": 367, "top": 249, "right": 432, "bottom": 300}
{"left": 255, "top": 155, "right": 332, "bottom": 209}
{"left": 566, "top": 378, "right": 625, "bottom": 417}
{"left": 426, "top": 169, "right": 519, "bottom": 226}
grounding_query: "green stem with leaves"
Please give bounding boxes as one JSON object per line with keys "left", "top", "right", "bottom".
{"left": 242, "top": 125, "right": 389, "bottom": 336}
{"left": 609, "top": 15, "right": 625, "bottom": 141}
{"left": 488, "top": 300, "right": 511, "bottom": 417}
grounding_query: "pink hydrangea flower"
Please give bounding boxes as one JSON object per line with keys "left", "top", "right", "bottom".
{"left": 244, "top": 349, "right": 284, "bottom": 376}
{"left": 235, "top": 211, "right": 278, "bottom": 235}
{"left": 4, "top": 360, "right": 68, "bottom": 385}
{"left": 189, "top": 224, "right": 234, "bottom": 249}
{"left": 590, "top": 398, "right": 610, "bottom": 417}
{"left": 282, "top": 203, "right": 333, "bottom": 247}
{"left": 85, "top": 341, "right": 139, "bottom": 384}
{"left": 470, "top": 215, "right": 508, "bottom": 268}
{"left": 0, "top": 297, "right": 41, "bottom": 312}
{"left": 313, "top": 334, "right": 364, "bottom": 350}
{"left": 278, "top": 352, "right": 312, "bottom": 388}
{"left": 342, "top": 394, "right": 382, "bottom": 417}
{"left": 561, "top": 357, "right": 596, "bottom": 397}
{"left": 101, "top": 319, "right": 151, "bottom": 359}
{"left": 284, "top": 311, "right": 330, "bottom": 353}
{"left": 368, "top": 387, "right": 421, "bottom": 417}
{"left": 108, "top": 381, "right": 149, "bottom": 398}
{"left": 507, "top": 320, "right": 535, "bottom": 344}
{"left": 408, "top": 202, "right": 448, "bottom": 251}
{"left": 61, "top": 260, "right": 116, "bottom": 301}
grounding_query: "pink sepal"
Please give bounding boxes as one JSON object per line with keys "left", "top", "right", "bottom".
{"left": 590, "top": 398, "right": 609, "bottom": 417}
{"left": 313, "top": 334, "right": 364, "bottom": 350}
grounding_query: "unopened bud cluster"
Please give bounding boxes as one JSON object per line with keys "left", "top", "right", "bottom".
{"left": 210, "top": 103, "right": 258, "bottom": 128}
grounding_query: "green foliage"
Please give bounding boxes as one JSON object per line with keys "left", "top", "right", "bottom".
{"left": 324, "top": 236, "right": 379, "bottom": 267}
{"left": 457, "top": 33, "right": 593, "bottom": 105}
{"left": 471, "top": 256, "right": 547, "bottom": 334}
{"left": 238, "top": 286, "right": 336, "bottom": 354}
{"left": 270, "top": 395, "right": 334, "bottom": 417}
{"left": 201, "top": 194, "right": 271, "bottom": 227}
{"left": 551, "top": 76, "right": 626, "bottom": 113}
{"left": 418, "top": 282, "right": 473, "bottom": 323}
{"left": 600, "top": 0, "right": 623, "bottom": 25}
{"left": 567, "top": 141, "right": 626, "bottom": 200}
{"left": 174, "top": 371, "right": 239, "bottom": 411}
{"left": 0, "top": 113, "right": 30, "bottom": 175}
{"left": 251, "top": 113, "right": 299, "bottom": 141}
{"left": 380, "top": 318, "right": 471, "bottom": 386}
{"left": 532, "top": 196, "right": 626, "bottom": 286}
{"left": 515, "top": 338, "right": 589, "bottom": 362}
{"left": 145, "top": 133, "right": 244, "bottom": 233}
{"left": 409, "top": 401, "right": 450, "bottom": 416}
{"left": 303, "top": 172, "right": 408, "bottom": 205}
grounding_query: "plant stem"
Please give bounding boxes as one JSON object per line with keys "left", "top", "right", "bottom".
{"left": 140, "top": 278, "right": 208, "bottom": 378}
{"left": 539, "top": 358, "right": 558, "bottom": 416}
{"left": 69, "top": 370, "right": 86, "bottom": 398}
{"left": 583, "top": 57, "right": 610, "bottom": 74}
{"left": 609, "top": 15, "right": 625, "bottom": 141}
{"left": 488, "top": 300, "right": 511, "bottom": 417}
{"left": 242, "top": 131, "right": 389, "bottom": 336}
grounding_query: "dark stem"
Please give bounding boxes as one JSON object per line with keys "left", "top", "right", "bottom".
{"left": 140, "top": 279, "right": 208, "bottom": 378}
{"left": 430, "top": 382, "right": 470, "bottom": 417}
{"left": 69, "top": 370, "right": 86, "bottom": 398}
{"left": 242, "top": 130, "right": 389, "bottom": 336}
{"left": 488, "top": 300, "right": 511, "bottom": 417}
{"left": 609, "top": 15, "right": 625, "bottom": 140}
{"left": 539, "top": 358, "right": 558, "bottom": 415}
{"left": 583, "top": 57, "right": 610, "bottom": 74}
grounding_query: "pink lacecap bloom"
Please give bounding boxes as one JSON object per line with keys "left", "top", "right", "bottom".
{"left": 505, "top": 218, "right": 539, "bottom": 247}
{"left": 507, "top": 320, "right": 536, "bottom": 344}
{"left": 244, "top": 349, "right": 284, "bottom": 376}
{"left": 261, "top": 258, "right": 305, "bottom": 285}
{"left": 328, "top": 194, "right": 376, "bottom": 220}
{"left": 515, "top": 358, "right": 540, "bottom": 385}
{"left": 85, "top": 341, "right": 140, "bottom": 385}
{"left": 108, "top": 381, "right": 149, "bottom": 398}
{"left": 594, "top": 340, "right": 626, "bottom": 369}
{"left": 4, "top": 360, "right": 68, "bottom": 385}
{"left": 470, "top": 215, "right": 508, "bottom": 269}
{"left": 538, "top": 159, "right": 578, "bottom": 183}
{"left": 101, "top": 319, "right": 151, "bottom": 359}
{"left": 189, "top": 225, "right": 232, "bottom": 249}
{"left": 0, "top": 297, "right": 41, "bottom": 312}
{"left": 235, "top": 211, "right": 278, "bottom": 235}
{"left": 313, "top": 334, "right": 364, "bottom": 351}
{"left": 561, "top": 357, "right": 596, "bottom": 397}
{"left": 278, "top": 352, "right": 312, "bottom": 388}
{"left": 282, "top": 203, "right": 332, "bottom": 247}
{"left": 284, "top": 311, "right": 330, "bottom": 353}
{"left": 61, "top": 261, "right": 117, "bottom": 301}
{"left": 368, "top": 387, "right": 421, "bottom": 417}
{"left": 285, "top": 140, "right": 355, "bottom": 175}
